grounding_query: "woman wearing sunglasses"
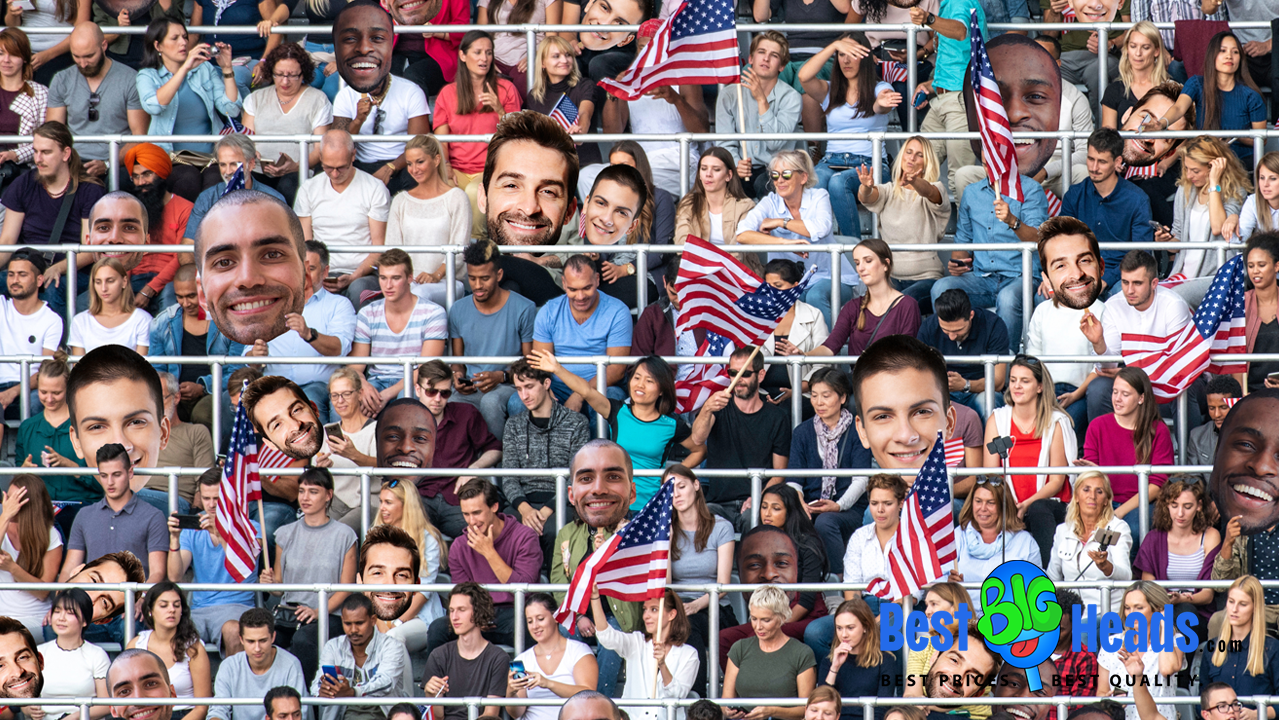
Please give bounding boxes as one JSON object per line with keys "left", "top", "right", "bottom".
{"left": 1046, "top": 470, "right": 1132, "bottom": 611}
{"left": 948, "top": 476, "right": 1041, "bottom": 607}
{"left": 737, "top": 149, "right": 853, "bottom": 328}
{"left": 983, "top": 354, "right": 1076, "bottom": 563}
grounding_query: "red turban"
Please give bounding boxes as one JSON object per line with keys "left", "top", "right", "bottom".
{"left": 123, "top": 143, "right": 172, "bottom": 180}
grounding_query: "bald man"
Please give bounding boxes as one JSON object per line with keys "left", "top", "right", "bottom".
{"left": 47, "top": 22, "right": 149, "bottom": 180}
{"left": 293, "top": 129, "right": 390, "bottom": 308}
{"left": 78, "top": 191, "right": 178, "bottom": 314}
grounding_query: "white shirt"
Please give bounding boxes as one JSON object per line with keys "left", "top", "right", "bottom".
{"left": 293, "top": 169, "right": 391, "bottom": 275}
{"left": 257, "top": 288, "right": 357, "bottom": 386}
{"left": 842, "top": 523, "right": 888, "bottom": 587}
{"left": 332, "top": 75, "right": 429, "bottom": 163}
{"left": 1240, "top": 194, "right": 1279, "bottom": 239}
{"left": 1170, "top": 197, "right": 1217, "bottom": 278}
{"left": 243, "top": 86, "right": 334, "bottom": 164}
{"left": 1025, "top": 298, "right": 1105, "bottom": 388}
{"left": 1098, "top": 640, "right": 1179, "bottom": 720}
{"left": 0, "top": 297, "right": 61, "bottom": 383}
{"left": 948, "top": 525, "right": 1042, "bottom": 607}
{"left": 596, "top": 624, "right": 697, "bottom": 720}
{"left": 385, "top": 187, "right": 471, "bottom": 276}
{"left": 1098, "top": 287, "right": 1193, "bottom": 369}
{"left": 708, "top": 211, "right": 724, "bottom": 244}
{"left": 1045, "top": 516, "right": 1133, "bottom": 610}
{"left": 0, "top": 526, "right": 60, "bottom": 621}
{"left": 513, "top": 640, "right": 595, "bottom": 720}
{"left": 739, "top": 189, "right": 851, "bottom": 281}
{"left": 68, "top": 308, "right": 152, "bottom": 353}
{"left": 38, "top": 639, "right": 110, "bottom": 718}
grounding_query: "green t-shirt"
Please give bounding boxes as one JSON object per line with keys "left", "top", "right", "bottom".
{"left": 728, "top": 636, "right": 818, "bottom": 701}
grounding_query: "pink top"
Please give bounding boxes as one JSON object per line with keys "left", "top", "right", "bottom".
{"left": 1082, "top": 413, "right": 1173, "bottom": 503}
{"left": 433, "top": 78, "right": 522, "bottom": 174}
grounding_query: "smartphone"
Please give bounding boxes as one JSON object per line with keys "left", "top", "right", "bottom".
{"left": 510, "top": 660, "right": 528, "bottom": 680}
{"left": 172, "top": 513, "right": 203, "bottom": 530}
{"left": 322, "top": 666, "right": 340, "bottom": 682}
{"left": 913, "top": 90, "right": 929, "bottom": 108}
{"left": 324, "top": 422, "right": 344, "bottom": 441}
{"left": 457, "top": 376, "right": 474, "bottom": 388}
{"left": 1148, "top": 220, "right": 1170, "bottom": 233}
{"left": 1267, "top": 371, "right": 1279, "bottom": 383}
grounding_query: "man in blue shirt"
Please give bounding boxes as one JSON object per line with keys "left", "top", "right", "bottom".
{"left": 929, "top": 167, "right": 1047, "bottom": 353}
{"left": 917, "top": 288, "right": 1009, "bottom": 420}
{"left": 508, "top": 255, "right": 631, "bottom": 423}
{"left": 1060, "top": 127, "right": 1154, "bottom": 300}
{"left": 167, "top": 468, "right": 258, "bottom": 657}
{"left": 183, "top": 134, "right": 286, "bottom": 247}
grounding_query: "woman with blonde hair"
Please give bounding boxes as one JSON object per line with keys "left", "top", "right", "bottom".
{"left": 1097, "top": 581, "right": 1184, "bottom": 720}
{"left": 526, "top": 35, "right": 601, "bottom": 166}
{"left": 69, "top": 257, "right": 151, "bottom": 355}
{"left": 674, "top": 146, "right": 755, "bottom": 246}
{"left": 1102, "top": 22, "right": 1170, "bottom": 130}
{"left": 950, "top": 479, "right": 1040, "bottom": 607}
{"left": 1047, "top": 471, "right": 1133, "bottom": 611}
{"left": 1241, "top": 151, "right": 1279, "bottom": 238}
{"left": 325, "top": 368, "right": 377, "bottom": 467}
{"left": 385, "top": 134, "right": 469, "bottom": 307}
{"left": 722, "top": 585, "right": 816, "bottom": 720}
{"left": 1205, "top": 575, "right": 1279, "bottom": 704}
{"left": 817, "top": 599, "right": 894, "bottom": 720}
{"left": 372, "top": 479, "right": 446, "bottom": 651}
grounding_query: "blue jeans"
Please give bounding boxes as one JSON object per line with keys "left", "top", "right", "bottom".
{"left": 304, "top": 41, "right": 342, "bottom": 101}
{"left": 814, "top": 152, "right": 887, "bottom": 239}
{"left": 950, "top": 388, "right": 1004, "bottom": 422}
{"left": 803, "top": 280, "right": 859, "bottom": 329}
{"left": 134, "top": 488, "right": 191, "bottom": 516}
{"left": 815, "top": 503, "right": 864, "bottom": 575}
{"left": 930, "top": 272, "right": 1025, "bottom": 353}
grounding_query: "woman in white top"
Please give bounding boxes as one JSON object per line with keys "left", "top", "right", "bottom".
{"left": 38, "top": 589, "right": 110, "bottom": 720}
{"left": 3, "top": 0, "right": 89, "bottom": 85}
{"left": 69, "top": 258, "right": 151, "bottom": 355}
{"left": 372, "top": 479, "right": 446, "bottom": 652}
{"left": 841, "top": 474, "right": 904, "bottom": 608}
{"left": 1046, "top": 471, "right": 1134, "bottom": 610}
{"left": 385, "top": 134, "right": 469, "bottom": 308}
{"left": 127, "top": 581, "right": 211, "bottom": 720}
{"left": 591, "top": 586, "right": 697, "bottom": 720}
{"left": 241, "top": 43, "right": 333, "bottom": 202}
{"left": 1241, "top": 152, "right": 1279, "bottom": 239}
{"left": 674, "top": 147, "right": 755, "bottom": 246}
{"left": 1097, "top": 581, "right": 1184, "bottom": 720}
{"left": 762, "top": 259, "right": 828, "bottom": 399}
{"left": 948, "top": 479, "right": 1042, "bottom": 607}
{"left": 325, "top": 368, "right": 377, "bottom": 467}
{"left": 506, "top": 593, "right": 597, "bottom": 720}
{"left": 0, "top": 476, "right": 61, "bottom": 638}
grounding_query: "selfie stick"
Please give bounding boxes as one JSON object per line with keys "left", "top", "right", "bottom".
{"left": 986, "top": 436, "right": 1015, "bottom": 564}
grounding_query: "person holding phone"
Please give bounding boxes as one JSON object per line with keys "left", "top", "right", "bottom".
{"left": 324, "top": 368, "right": 377, "bottom": 468}
{"left": 311, "top": 594, "right": 411, "bottom": 720}
{"left": 505, "top": 593, "right": 597, "bottom": 720}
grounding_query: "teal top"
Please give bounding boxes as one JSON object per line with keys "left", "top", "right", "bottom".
{"left": 14, "top": 413, "right": 97, "bottom": 503}
{"left": 933, "top": 0, "right": 986, "bottom": 92}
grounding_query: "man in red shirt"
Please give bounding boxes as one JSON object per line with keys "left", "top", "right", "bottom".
{"left": 122, "top": 142, "right": 193, "bottom": 311}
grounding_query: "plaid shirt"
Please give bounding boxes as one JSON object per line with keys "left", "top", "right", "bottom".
{"left": 1050, "top": 646, "right": 1099, "bottom": 720}
{"left": 6, "top": 82, "right": 47, "bottom": 164}
{"left": 1131, "top": 0, "right": 1224, "bottom": 50}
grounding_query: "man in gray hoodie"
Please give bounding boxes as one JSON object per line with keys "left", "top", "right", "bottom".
{"left": 500, "top": 357, "right": 590, "bottom": 572}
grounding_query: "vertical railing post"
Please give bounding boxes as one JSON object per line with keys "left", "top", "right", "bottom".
{"left": 526, "top": 29, "right": 537, "bottom": 95}
{"left": 124, "top": 584, "right": 136, "bottom": 642}
{"left": 595, "top": 361, "right": 607, "bottom": 437}
{"left": 404, "top": 362, "right": 415, "bottom": 399}
{"left": 65, "top": 250, "right": 77, "bottom": 330}
{"left": 468, "top": 700, "right": 479, "bottom": 720}
{"left": 360, "top": 472, "right": 371, "bottom": 539}
{"left": 906, "top": 25, "right": 918, "bottom": 132}
{"left": 636, "top": 247, "right": 648, "bottom": 310}
{"left": 1059, "top": 133, "right": 1072, "bottom": 199}
{"left": 299, "top": 140, "right": 310, "bottom": 190}
{"left": 513, "top": 588, "right": 526, "bottom": 654}
{"left": 555, "top": 473, "right": 567, "bottom": 533}
{"left": 1137, "top": 467, "right": 1150, "bottom": 541}
{"left": 1177, "top": 392, "right": 1188, "bottom": 464}
{"left": 211, "top": 361, "right": 223, "bottom": 457}
{"left": 1096, "top": 23, "right": 1109, "bottom": 119}
{"left": 81, "top": 702, "right": 90, "bottom": 720}
{"left": 108, "top": 139, "right": 120, "bottom": 191}
{"left": 317, "top": 589, "right": 330, "bottom": 654}
{"left": 679, "top": 137, "right": 690, "bottom": 196}
{"left": 870, "top": 136, "right": 882, "bottom": 238}
{"left": 984, "top": 357, "right": 996, "bottom": 418}
{"left": 790, "top": 358, "right": 803, "bottom": 421}
{"left": 708, "top": 587, "right": 720, "bottom": 698}
{"left": 1021, "top": 245, "right": 1033, "bottom": 349}
{"left": 168, "top": 473, "right": 179, "bottom": 515}
{"left": 749, "top": 472, "right": 762, "bottom": 528}
{"left": 829, "top": 246, "right": 841, "bottom": 325}
{"left": 18, "top": 359, "right": 28, "bottom": 420}
{"left": 445, "top": 246, "right": 457, "bottom": 310}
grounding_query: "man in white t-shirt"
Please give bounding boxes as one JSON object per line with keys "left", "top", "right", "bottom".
{"left": 293, "top": 130, "right": 391, "bottom": 309}
{"left": 0, "top": 248, "right": 62, "bottom": 440}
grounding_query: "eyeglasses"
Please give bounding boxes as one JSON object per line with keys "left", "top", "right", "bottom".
{"left": 87, "top": 91, "right": 100, "bottom": 123}
{"left": 1211, "top": 703, "right": 1244, "bottom": 714}
{"left": 975, "top": 476, "right": 1004, "bottom": 488}
{"left": 322, "top": 163, "right": 352, "bottom": 175}
{"left": 1013, "top": 354, "right": 1041, "bottom": 367}
{"left": 769, "top": 170, "right": 797, "bottom": 181}
{"left": 418, "top": 387, "right": 452, "bottom": 399}
{"left": 329, "top": 390, "right": 357, "bottom": 401}
{"left": 372, "top": 108, "right": 387, "bottom": 135}
{"left": 382, "top": 479, "right": 401, "bottom": 489}
{"left": 272, "top": 72, "right": 302, "bottom": 80}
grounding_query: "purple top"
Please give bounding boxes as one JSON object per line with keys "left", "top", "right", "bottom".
{"left": 1133, "top": 529, "right": 1220, "bottom": 619}
{"left": 822, "top": 294, "right": 922, "bottom": 356}
{"left": 448, "top": 513, "right": 544, "bottom": 605}
{"left": 1082, "top": 414, "right": 1174, "bottom": 503}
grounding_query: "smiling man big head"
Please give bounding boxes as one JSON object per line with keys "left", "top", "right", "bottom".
{"left": 568, "top": 439, "right": 634, "bottom": 531}
{"left": 108, "top": 649, "right": 174, "bottom": 720}
{"left": 480, "top": 111, "right": 580, "bottom": 250}
{"left": 964, "top": 33, "right": 1062, "bottom": 179}
{"left": 241, "top": 376, "right": 323, "bottom": 461}
{"left": 0, "top": 617, "right": 42, "bottom": 701}
{"left": 334, "top": 0, "right": 394, "bottom": 94}
{"left": 1210, "top": 387, "right": 1279, "bottom": 534}
{"left": 68, "top": 345, "right": 170, "bottom": 476}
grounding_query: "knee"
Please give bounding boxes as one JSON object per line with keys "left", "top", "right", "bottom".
{"left": 221, "top": 620, "right": 239, "bottom": 640}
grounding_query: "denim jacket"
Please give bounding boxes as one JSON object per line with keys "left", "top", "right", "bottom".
{"left": 149, "top": 304, "right": 246, "bottom": 393}
{"left": 136, "top": 62, "right": 242, "bottom": 151}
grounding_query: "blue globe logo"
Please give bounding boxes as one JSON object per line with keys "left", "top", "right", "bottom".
{"left": 976, "top": 560, "right": 1062, "bottom": 692}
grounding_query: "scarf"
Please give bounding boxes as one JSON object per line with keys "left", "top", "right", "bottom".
{"left": 814, "top": 410, "right": 853, "bottom": 500}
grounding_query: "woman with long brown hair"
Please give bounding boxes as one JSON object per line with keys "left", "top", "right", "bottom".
{"left": 818, "top": 599, "right": 894, "bottom": 720}
{"left": 0, "top": 29, "right": 45, "bottom": 167}
{"left": 810, "top": 239, "right": 919, "bottom": 358}
{"left": 674, "top": 146, "right": 754, "bottom": 246}
{"left": 592, "top": 584, "right": 697, "bottom": 720}
{"left": 0, "top": 474, "right": 62, "bottom": 637}
{"left": 1241, "top": 151, "right": 1279, "bottom": 238}
{"left": 1134, "top": 476, "right": 1221, "bottom": 623}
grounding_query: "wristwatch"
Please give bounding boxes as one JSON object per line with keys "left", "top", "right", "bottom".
{"left": 1210, "top": 185, "right": 1223, "bottom": 193}
{"left": 924, "top": 12, "right": 936, "bottom": 25}
{"left": 964, "top": 379, "right": 971, "bottom": 393}
{"left": 1009, "top": 216, "right": 1021, "bottom": 231}
{"left": 308, "top": 328, "right": 319, "bottom": 343}
{"left": 626, "top": 264, "right": 636, "bottom": 276}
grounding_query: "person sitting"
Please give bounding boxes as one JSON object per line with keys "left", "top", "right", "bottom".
{"left": 371, "top": 479, "right": 447, "bottom": 652}
{"left": 844, "top": 475, "right": 904, "bottom": 611}
{"left": 811, "top": 239, "right": 921, "bottom": 362}
{"left": 475, "top": 0, "right": 561, "bottom": 102}
{"left": 1246, "top": 234, "right": 1279, "bottom": 390}
{"left": 0, "top": 475, "right": 62, "bottom": 638}
{"left": 208, "top": 609, "right": 307, "bottom": 720}
{"left": 786, "top": 367, "right": 871, "bottom": 574}
{"left": 817, "top": 599, "right": 895, "bottom": 720}
{"left": 916, "top": 289, "right": 1009, "bottom": 420}
{"left": 311, "top": 593, "right": 411, "bottom": 720}
{"left": 576, "top": 162, "right": 659, "bottom": 311}
{"left": 15, "top": 357, "right": 91, "bottom": 506}
{"left": 798, "top": 33, "right": 899, "bottom": 241}
{"left": 294, "top": 129, "right": 390, "bottom": 307}
{"left": 530, "top": 350, "right": 703, "bottom": 508}
{"left": 242, "top": 42, "right": 333, "bottom": 204}
{"left": 525, "top": 36, "right": 602, "bottom": 167}
{"left": 351, "top": 250, "right": 448, "bottom": 414}
{"left": 0, "top": 249, "right": 59, "bottom": 433}
{"left": 900, "top": 582, "right": 990, "bottom": 718}
{"left": 423, "top": 583, "right": 510, "bottom": 720}
{"left": 948, "top": 478, "right": 1042, "bottom": 607}
{"left": 1142, "top": 31, "right": 1267, "bottom": 169}
{"left": 756, "top": 259, "right": 828, "bottom": 405}
{"left": 150, "top": 373, "right": 213, "bottom": 505}
{"left": 1096, "top": 581, "right": 1185, "bottom": 720}
{"left": 324, "top": 368, "right": 378, "bottom": 469}
{"left": 984, "top": 354, "right": 1076, "bottom": 562}
{"left": 857, "top": 136, "right": 948, "bottom": 313}
{"left": 1081, "top": 366, "right": 1173, "bottom": 540}
{"left": 1046, "top": 471, "right": 1134, "bottom": 613}
{"left": 715, "top": 31, "right": 803, "bottom": 200}
{"left": 135, "top": 17, "right": 242, "bottom": 199}
{"left": 1134, "top": 476, "right": 1221, "bottom": 623}
{"left": 721, "top": 585, "right": 816, "bottom": 720}
{"left": 1242, "top": 153, "right": 1279, "bottom": 240}
{"left": 591, "top": 585, "right": 698, "bottom": 720}
{"left": 386, "top": 134, "right": 471, "bottom": 307}
{"left": 674, "top": 147, "right": 754, "bottom": 246}
{"left": 183, "top": 134, "right": 287, "bottom": 246}
{"left": 126, "top": 581, "right": 212, "bottom": 720}
{"left": 505, "top": 593, "right": 598, "bottom": 720}
{"left": 37, "top": 588, "right": 110, "bottom": 720}
{"left": 1203, "top": 575, "right": 1279, "bottom": 700}
{"left": 1188, "top": 376, "right": 1241, "bottom": 475}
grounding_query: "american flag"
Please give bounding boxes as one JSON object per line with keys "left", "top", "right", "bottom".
{"left": 598, "top": 0, "right": 740, "bottom": 101}
{"left": 1125, "top": 163, "right": 1159, "bottom": 180}
{"left": 1044, "top": 188, "right": 1062, "bottom": 218}
{"left": 221, "top": 115, "right": 253, "bottom": 135}
{"left": 944, "top": 437, "right": 965, "bottom": 467}
{"left": 673, "top": 238, "right": 812, "bottom": 413}
{"left": 221, "top": 165, "right": 245, "bottom": 197}
{"left": 867, "top": 432, "right": 956, "bottom": 601}
{"left": 1122, "top": 254, "right": 1248, "bottom": 400}
{"left": 554, "top": 480, "right": 674, "bottom": 628}
{"left": 969, "top": 9, "right": 1023, "bottom": 203}
{"left": 549, "top": 93, "right": 579, "bottom": 132}
{"left": 877, "top": 58, "right": 907, "bottom": 83}
{"left": 214, "top": 394, "right": 263, "bottom": 582}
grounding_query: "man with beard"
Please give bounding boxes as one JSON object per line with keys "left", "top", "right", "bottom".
{"left": 479, "top": 111, "right": 581, "bottom": 307}
{"left": 1060, "top": 128, "right": 1153, "bottom": 300}
{"left": 994, "top": 658, "right": 1058, "bottom": 720}
{"left": 1026, "top": 217, "right": 1108, "bottom": 444}
{"left": 919, "top": 621, "right": 1000, "bottom": 712}
{"left": 550, "top": 440, "right": 639, "bottom": 697}
{"left": 331, "top": 1, "right": 431, "bottom": 194}
{"left": 311, "top": 594, "right": 410, "bottom": 720}
{"left": 0, "top": 249, "right": 61, "bottom": 444}
{"left": 690, "top": 346, "right": 792, "bottom": 532}
{"left": 357, "top": 524, "right": 429, "bottom": 652}
{"left": 124, "top": 143, "right": 193, "bottom": 311}
{"left": 240, "top": 376, "right": 325, "bottom": 542}
{"left": 46, "top": 23, "right": 148, "bottom": 184}
{"left": 0, "top": 617, "right": 43, "bottom": 706}
{"left": 194, "top": 190, "right": 311, "bottom": 346}
{"left": 1121, "top": 83, "right": 1193, "bottom": 226}
{"left": 107, "top": 650, "right": 173, "bottom": 720}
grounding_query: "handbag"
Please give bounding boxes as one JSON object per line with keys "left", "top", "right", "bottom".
{"left": 170, "top": 150, "right": 216, "bottom": 169}
{"left": 273, "top": 604, "right": 301, "bottom": 630}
